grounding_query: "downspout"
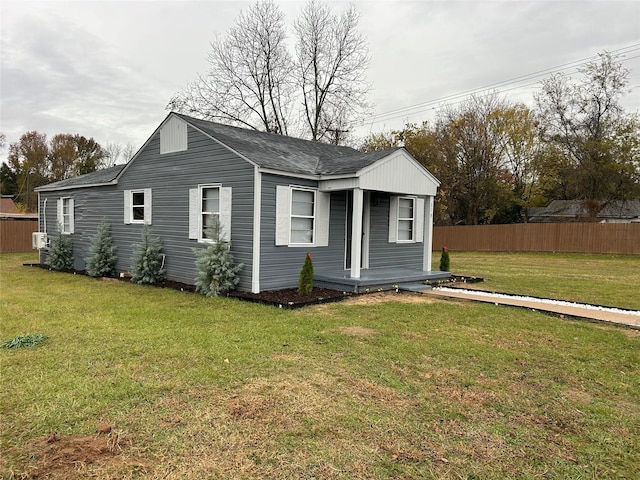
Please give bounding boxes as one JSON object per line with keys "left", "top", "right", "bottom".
{"left": 42, "top": 196, "right": 47, "bottom": 234}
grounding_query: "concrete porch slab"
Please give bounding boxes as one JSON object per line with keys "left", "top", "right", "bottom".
{"left": 314, "top": 268, "right": 450, "bottom": 293}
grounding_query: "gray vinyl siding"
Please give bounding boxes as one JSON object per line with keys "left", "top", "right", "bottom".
{"left": 368, "top": 193, "right": 424, "bottom": 269}
{"left": 40, "top": 126, "right": 255, "bottom": 290}
{"left": 259, "top": 173, "right": 346, "bottom": 291}
{"left": 39, "top": 186, "right": 120, "bottom": 271}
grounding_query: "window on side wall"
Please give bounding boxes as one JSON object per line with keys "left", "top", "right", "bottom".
{"left": 188, "top": 184, "right": 232, "bottom": 243}
{"left": 201, "top": 186, "right": 220, "bottom": 241}
{"left": 124, "top": 189, "right": 152, "bottom": 224}
{"left": 57, "top": 197, "right": 74, "bottom": 234}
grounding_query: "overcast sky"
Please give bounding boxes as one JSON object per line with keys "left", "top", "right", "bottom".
{"left": 1, "top": 0, "right": 639, "bottom": 164}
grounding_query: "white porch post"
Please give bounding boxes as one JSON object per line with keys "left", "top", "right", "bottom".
{"left": 423, "top": 196, "right": 434, "bottom": 271}
{"left": 350, "top": 188, "right": 364, "bottom": 278}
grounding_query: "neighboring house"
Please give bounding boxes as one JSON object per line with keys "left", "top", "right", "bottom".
{"left": 35, "top": 112, "right": 446, "bottom": 293}
{"left": 529, "top": 200, "right": 640, "bottom": 224}
{"left": 0, "top": 197, "right": 20, "bottom": 214}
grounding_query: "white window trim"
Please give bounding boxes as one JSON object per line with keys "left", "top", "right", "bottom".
{"left": 189, "top": 184, "right": 232, "bottom": 243}
{"left": 200, "top": 184, "right": 221, "bottom": 243}
{"left": 389, "top": 195, "right": 424, "bottom": 244}
{"left": 397, "top": 196, "right": 416, "bottom": 243}
{"left": 124, "top": 189, "right": 152, "bottom": 225}
{"left": 276, "top": 185, "right": 330, "bottom": 247}
{"left": 57, "top": 197, "right": 74, "bottom": 234}
{"left": 290, "top": 187, "right": 316, "bottom": 246}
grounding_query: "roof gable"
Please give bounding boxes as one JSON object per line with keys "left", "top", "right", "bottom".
{"left": 319, "top": 148, "right": 439, "bottom": 195}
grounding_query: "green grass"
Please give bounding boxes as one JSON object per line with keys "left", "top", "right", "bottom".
{"left": 447, "top": 251, "right": 640, "bottom": 310}
{"left": 1, "top": 253, "right": 639, "bottom": 479}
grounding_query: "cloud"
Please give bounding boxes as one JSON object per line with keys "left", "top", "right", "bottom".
{"left": 1, "top": 10, "right": 167, "bottom": 149}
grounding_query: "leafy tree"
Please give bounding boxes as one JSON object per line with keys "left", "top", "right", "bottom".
{"left": 49, "top": 134, "right": 78, "bottom": 181}
{"left": 6, "top": 131, "right": 107, "bottom": 212}
{"left": 47, "top": 226, "right": 73, "bottom": 271}
{"left": 7, "top": 131, "right": 50, "bottom": 212}
{"left": 169, "top": 0, "right": 370, "bottom": 144}
{"left": 85, "top": 218, "right": 117, "bottom": 278}
{"left": 362, "top": 97, "right": 543, "bottom": 225}
{"left": 130, "top": 225, "right": 166, "bottom": 284}
{"left": 74, "top": 134, "right": 107, "bottom": 174}
{"left": 193, "top": 218, "right": 243, "bottom": 297}
{"left": 0, "top": 162, "right": 18, "bottom": 197}
{"left": 535, "top": 51, "right": 640, "bottom": 212}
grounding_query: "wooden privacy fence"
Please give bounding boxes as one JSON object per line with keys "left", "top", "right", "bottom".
{"left": 433, "top": 223, "right": 640, "bottom": 255}
{"left": 0, "top": 216, "right": 39, "bottom": 254}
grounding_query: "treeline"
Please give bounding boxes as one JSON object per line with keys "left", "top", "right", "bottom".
{"left": 361, "top": 52, "right": 640, "bottom": 225}
{"left": 0, "top": 133, "right": 135, "bottom": 213}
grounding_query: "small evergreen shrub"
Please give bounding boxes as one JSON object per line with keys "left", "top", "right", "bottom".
{"left": 47, "top": 226, "right": 73, "bottom": 271}
{"left": 3, "top": 333, "right": 48, "bottom": 349}
{"left": 85, "top": 217, "right": 117, "bottom": 277}
{"left": 298, "top": 252, "right": 314, "bottom": 295}
{"left": 439, "top": 246, "right": 450, "bottom": 272}
{"left": 193, "top": 218, "right": 243, "bottom": 297}
{"left": 130, "top": 224, "right": 166, "bottom": 284}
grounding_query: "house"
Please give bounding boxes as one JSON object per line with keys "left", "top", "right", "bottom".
{"left": 528, "top": 200, "right": 640, "bottom": 224}
{"left": 35, "top": 112, "right": 447, "bottom": 293}
{"left": 1, "top": 196, "right": 20, "bottom": 214}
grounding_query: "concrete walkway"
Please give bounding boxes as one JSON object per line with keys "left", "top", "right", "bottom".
{"left": 421, "top": 287, "right": 640, "bottom": 329}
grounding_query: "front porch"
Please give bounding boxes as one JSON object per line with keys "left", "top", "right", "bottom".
{"left": 314, "top": 267, "right": 451, "bottom": 293}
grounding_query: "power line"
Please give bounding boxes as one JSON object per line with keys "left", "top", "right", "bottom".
{"left": 362, "top": 44, "right": 640, "bottom": 127}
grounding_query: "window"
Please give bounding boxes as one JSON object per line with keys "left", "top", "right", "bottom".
{"left": 275, "top": 185, "right": 329, "bottom": 247}
{"left": 124, "top": 189, "right": 152, "bottom": 224}
{"left": 57, "top": 197, "right": 74, "bottom": 234}
{"left": 290, "top": 188, "right": 315, "bottom": 244}
{"left": 131, "top": 191, "right": 145, "bottom": 221}
{"left": 189, "top": 185, "right": 232, "bottom": 243}
{"left": 389, "top": 195, "right": 424, "bottom": 244}
{"left": 397, "top": 197, "right": 415, "bottom": 241}
{"left": 201, "top": 186, "right": 220, "bottom": 240}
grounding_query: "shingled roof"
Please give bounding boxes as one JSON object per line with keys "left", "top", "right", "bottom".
{"left": 36, "top": 114, "right": 413, "bottom": 191}
{"left": 35, "top": 165, "right": 125, "bottom": 192}
{"left": 174, "top": 113, "right": 396, "bottom": 176}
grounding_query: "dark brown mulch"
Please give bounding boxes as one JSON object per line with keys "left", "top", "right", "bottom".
{"left": 228, "top": 287, "right": 351, "bottom": 308}
{"left": 24, "top": 263, "right": 349, "bottom": 308}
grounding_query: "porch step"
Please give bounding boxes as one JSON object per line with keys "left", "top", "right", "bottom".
{"left": 398, "top": 282, "right": 433, "bottom": 293}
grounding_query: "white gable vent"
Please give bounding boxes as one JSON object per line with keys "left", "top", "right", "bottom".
{"left": 160, "top": 116, "right": 188, "bottom": 154}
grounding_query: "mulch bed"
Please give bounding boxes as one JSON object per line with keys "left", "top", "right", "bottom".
{"left": 24, "top": 263, "right": 350, "bottom": 309}
{"left": 228, "top": 287, "right": 351, "bottom": 308}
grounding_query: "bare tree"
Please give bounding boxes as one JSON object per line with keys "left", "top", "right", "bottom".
{"left": 294, "top": 1, "right": 370, "bottom": 142}
{"left": 168, "top": 1, "right": 293, "bottom": 134}
{"left": 122, "top": 143, "right": 137, "bottom": 163}
{"left": 103, "top": 142, "right": 122, "bottom": 168}
{"left": 103, "top": 141, "right": 137, "bottom": 167}
{"left": 535, "top": 51, "right": 640, "bottom": 207}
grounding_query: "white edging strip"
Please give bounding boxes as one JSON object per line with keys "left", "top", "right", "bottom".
{"left": 433, "top": 287, "right": 640, "bottom": 318}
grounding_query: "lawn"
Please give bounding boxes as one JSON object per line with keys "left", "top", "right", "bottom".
{"left": 1, "top": 253, "right": 638, "bottom": 479}
{"left": 449, "top": 251, "right": 640, "bottom": 310}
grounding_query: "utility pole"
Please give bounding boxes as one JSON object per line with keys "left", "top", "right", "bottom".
{"left": 325, "top": 128, "right": 350, "bottom": 145}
